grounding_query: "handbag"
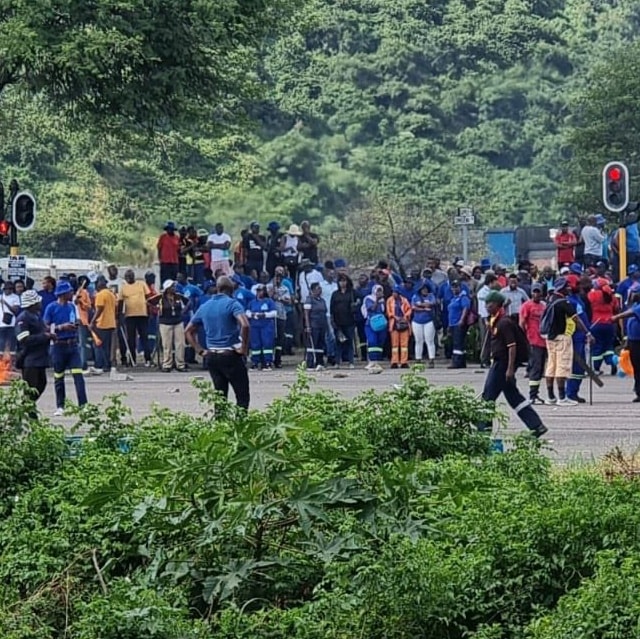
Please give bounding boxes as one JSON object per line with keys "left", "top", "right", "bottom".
{"left": 395, "top": 318, "right": 409, "bottom": 332}
{"left": 1, "top": 296, "right": 13, "bottom": 325}
{"left": 370, "top": 313, "right": 388, "bottom": 332}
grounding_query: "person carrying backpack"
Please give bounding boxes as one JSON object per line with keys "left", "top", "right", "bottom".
{"left": 477, "top": 291, "right": 548, "bottom": 438}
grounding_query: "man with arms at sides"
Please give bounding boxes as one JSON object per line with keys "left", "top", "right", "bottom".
{"left": 185, "top": 276, "right": 251, "bottom": 410}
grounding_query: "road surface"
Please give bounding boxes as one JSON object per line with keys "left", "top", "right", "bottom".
{"left": 36, "top": 360, "right": 640, "bottom": 463}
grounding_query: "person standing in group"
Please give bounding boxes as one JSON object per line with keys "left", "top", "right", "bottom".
{"left": 74, "top": 275, "right": 94, "bottom": 375}
{"left": 15, "top": 290, "right": 53, "bottom": 405}
{"left": 588, "top": 277, "right": 619, "bottom": 375}
{"left": 519, "top": 283, "right": 547, "bottom": 404}
{"left": 542, "top": 277, "right": 593, "bottom": 406}
{"left": 447, "top": 279, "right": 471, "bottom": 369}
{"left": 411, "top": 281, "right": 436, "bottom": 368}
{"left": 566, "top": 277, "right": 593, "bottom": 403}
{"left": 303, "top": 282, "right": 329, "bottom": 370}
{"left": 477, "top": 291, "right": 548, "bottom": 438}
{"left": 155, "top": 280, "right": 188, "bottom": 373}
{"left": 243, "top": 221, "right": 267, "bottom": 279}
{"left": 362, "top": 284, "right": 387, "bottom": 370}
{"left": 157, "top": 221, "right": 181, "bottom": 284}
{"left": 580, "top": 215, "right": 606, "bottom": 268}
{"left": 43, "top": 281, "right": 87, "bottom": 417}
{"left": 269, "top": 268, "right": 292, "bottom": 368}
{"left": 554, "top": 220, "right": 578, "bottom": 267}
{"left": 500, "top": 273, "right": 529, "bottom": 320}
{"left": 207, "top": 223, "right": 232, "bottom": 277}
{"left": 90, "top": 276, "right": 118, "bottom": 374}
{"left": 247, "top": 284, "right": 277, "bottom": 370}
{"left": 611, "top": 288, "right": 640, "bottom": 402}
{"left": 0, "top": 280, "right": 20, "bottom": 360}
{"left": 330, "top": 274, "right": 357, "bottom": 368}
{"left": 387, "top": 286, "right": 411, "bottom": 369}
{"left": 185, "top": 276, "right": 250, "bottom": 410}
{"left": 477, "top": 272, "right": 498, "bottom": 367}
{"left": 119, "top": 269, "right": 152, "bottom": 367}
{"left": 280, "top": 224, "right": 302, "bottom": 286}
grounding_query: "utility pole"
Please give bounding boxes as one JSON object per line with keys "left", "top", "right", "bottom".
{"left": 454, "top": 207, "right": 475, "bottom": 263}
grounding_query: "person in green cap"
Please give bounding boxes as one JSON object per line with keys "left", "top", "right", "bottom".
{"left": 478, "top": 290, "right": 548, "bottom": 438}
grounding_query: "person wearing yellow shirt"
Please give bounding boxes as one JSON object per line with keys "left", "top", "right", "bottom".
{"left": 118, "top": 269, "right": 153, "bottom": 367}
{"left": 89, "top": 276, "right": 117, "bottom": 373}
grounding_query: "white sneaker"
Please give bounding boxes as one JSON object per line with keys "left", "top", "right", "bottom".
{"left": 544, "top": 398, "right": 557, "bottom": 405}
{"left": 315, "top": 365, "right": 325, "bottom": 371}
{"left": 557, "top": 397, "right": 578, "bottom": 406}
{"left": 364, "top": 362, "right": 374, "bottom": 370}
{"left": 348, "top": 364, "right": 355, "bottom": 369}
{"left": 144, "top": 361, "right": 152, "bottom": 368}
{"left": 53, "top": 408, "right": 65, "bottom": 417}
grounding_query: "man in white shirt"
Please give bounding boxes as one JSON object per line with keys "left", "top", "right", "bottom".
{"left": 297, "top": 259, "right": 323, "bottom": 301}
{"left": 476, "top": 272, "right": 497, "bottom": 367}
{"left": 320, "top": 264, "right": 338, "bottom": 365}
{"left": 580, "top": 215, "right": 606, "bottom": 267}
{"left": 500, "top": 273, "right": 530, "bottom": 319}
{"left": 207, "top": 222, "right": 232, "bottom": 276}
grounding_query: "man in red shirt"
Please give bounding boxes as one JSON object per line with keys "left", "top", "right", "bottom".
{"left": 554, "top": 220, "right": 577, "bottom": 267}
{"left": 157, "top": 221, "right": 180, "bottom": 284}
{"left": 519, "top": 283, "right": 547, "bottom": 404}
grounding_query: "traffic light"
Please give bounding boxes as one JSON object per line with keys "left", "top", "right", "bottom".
{"left": 602, "top": 161, "right": 629, "bottom": 213}
{"left": 11, "top": 191, "right": 36, "bottom": 231}
{"left": 0, "top": 219, "right": 11, "bottom": 246}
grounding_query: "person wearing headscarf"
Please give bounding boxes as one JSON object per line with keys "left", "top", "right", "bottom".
{"left": 386, "top": 286, "right": 412, "bottom": 369}
{"left": 362, "top": 284, "right": 387, "bottom": 369}
{"left": 477, "top": 291, "right": 548, "bottom": 438}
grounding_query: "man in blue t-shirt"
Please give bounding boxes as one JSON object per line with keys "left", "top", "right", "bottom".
{"left": 185, "top": 276, "right": 251, "bottom": 410}
{"left": 43, "top": 280, "right": 87, "bottom": 416}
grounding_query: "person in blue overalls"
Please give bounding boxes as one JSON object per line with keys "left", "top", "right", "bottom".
{"left": 246, "top": 284, "right": 277, "bottom": 370}
{"left": 43, "top": 280, "right": 87, "bottom": 417}
{"left": 362, "top": 284, "right": 387, "bottom": 368}
{"left": 566, "top": 278, "right": 592, "bottom": 403}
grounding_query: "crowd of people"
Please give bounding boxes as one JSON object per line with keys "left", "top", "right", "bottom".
{"left": 3, "top": 214, "right": 640, "bottom": 423}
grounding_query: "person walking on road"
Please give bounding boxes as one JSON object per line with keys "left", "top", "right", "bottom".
{"left": 478, "top": 291, "right": 548, "bottom": 438}
{"left": 185, "top": 276, "right": 250, "bottom": 410}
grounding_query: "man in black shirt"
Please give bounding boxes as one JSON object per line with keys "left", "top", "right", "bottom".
{"left": 478, "top": 291, "right": 548, "bottom": 438}
{"left": 243, "top": 221, "right": 266, "bottom": 278}
{"left": 298, "top": 220, "right": 320, "bottom": 264}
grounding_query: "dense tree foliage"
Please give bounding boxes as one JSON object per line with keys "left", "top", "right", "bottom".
{"left": 1, "top": 0, "right": 639, "bottom": 260}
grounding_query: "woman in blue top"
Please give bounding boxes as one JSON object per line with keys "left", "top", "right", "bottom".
{"left": 612, "top": 288, "right": 640, "bottom": 402}
{"left": 447, "top": 279, "right": 471, "bottom": 369}
{"left": 362, "top": 284, "right": 387, "bottom": 368}
{"left": 411, "top": 282, "right": 436, "bottom": 368}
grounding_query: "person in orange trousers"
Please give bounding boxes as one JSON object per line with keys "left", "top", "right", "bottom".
{"left": 387, "top": 286, "right": 412, "bottom": 368}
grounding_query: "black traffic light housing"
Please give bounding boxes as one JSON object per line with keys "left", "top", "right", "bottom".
{"left": 602, "top": 161, "right": 630, "bottom": 213}
{"left": 11, "top": 191, "right": 36, "bottom": 231}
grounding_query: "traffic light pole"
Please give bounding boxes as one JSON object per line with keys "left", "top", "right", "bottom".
{"left": 619, "top": 215, "right": 627, "bottom": 282}
{"left": 8, "top": 182, "right": 18, "bottom": 257}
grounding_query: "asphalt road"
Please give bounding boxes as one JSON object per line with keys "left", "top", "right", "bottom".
{"left": 36, "top": 359, "right": 640, "bottom": 463}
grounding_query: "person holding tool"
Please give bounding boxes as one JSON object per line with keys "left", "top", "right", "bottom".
{"left": 43, "top": 280, "right": 87, "bottom": 416}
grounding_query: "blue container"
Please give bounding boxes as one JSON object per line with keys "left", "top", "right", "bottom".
{"left": 491, "top": 438, "right": 504, "bottom": 454}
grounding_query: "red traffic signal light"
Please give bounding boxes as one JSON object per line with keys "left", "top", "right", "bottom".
{"left": 608, "top": 166, "right": 622, "bottom": 181}
{"left": 602, "top": 161, "right": 630, "bottom": 213}
{"left": 0, "top": 220, "right": 10, "bottom": 236}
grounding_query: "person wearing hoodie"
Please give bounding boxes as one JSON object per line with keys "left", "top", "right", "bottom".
{"left": 362, "top": 284, "right": 387, "bottom": 369}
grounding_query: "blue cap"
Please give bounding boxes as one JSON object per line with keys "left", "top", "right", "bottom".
{"left": 480, "top": 258, "right": 491, "bottom": 268}
{"left": 267, "top": 221, "right": 280, "bottom": 232}
{"left": 554, "top": 277, "right": 569, "bottom": 292}
{"left": 569, "top": 262, "right": 582, "bottom": 274}
{"left": 54, "top": 281, "right": 73, "bottom": 296}
{"left": 334, "top": 258, "right": 347, "bottom": 268}
{"left": 595, "top": 214, "right": 606, "bottom": 225}
{"left": 164, "top": 221, "right": 176, "bottom": 231}
{"left": 629, "top": 265, "right": 639, "bottom": 274}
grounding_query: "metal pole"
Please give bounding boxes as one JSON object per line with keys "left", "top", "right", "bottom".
{"left": 619, "top": 213, "right": 627, "bottom": 282}
{"left": 8, "top": 180, "right": 18, "bottom": 257}
{"left": 462, "top": 224, "right": 469, "bottom": 263}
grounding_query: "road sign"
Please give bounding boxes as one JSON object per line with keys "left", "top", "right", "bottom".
{"left": 454, "top": 208, "right": 475, "bottom": 225}
{"left": 7, "top": 255, "right": 26, "bottom": 281}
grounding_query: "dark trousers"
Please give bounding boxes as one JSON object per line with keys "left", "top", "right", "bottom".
{"left": 356, "top": 321, "right": 367, "bottom": 361}
{"left": 630, "top": 340, "right": 640, "bottom": 397}
{"left": 478, "top": 359, "right": 544, "bottom": 432}
{"left": 275, "top": 318, "right": 286, "bottom": 366}
{"left": 206, "top": 351, "right": 250, "bottom": 410}
{"left": 94, "top": 327, "right": 114, "bottom": 371}
{"left": 450, "top": 324, "right": 467, "bottom": 368}
{"left": 566, "top": 338, "right": 586, "bottom": 399}
{"left": 335, "top": 324, "right": 356, "bottom": 364}
{"left": 160, "top": 263, "right": 178, "bottom": 284}
{"left": 527, "top": 345, "right": 547, "bottom": 399}
{"left": 306, "top": 326, "right": 326, "bottom": 368}
{"left": 51, "top": 343, "right": 87, "bottom": 409}
{"left": 125, "top": 316, "right": 150, "bottom": 364}
{"left": 22, "top": 367, "right": 47, "bottom": 402}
